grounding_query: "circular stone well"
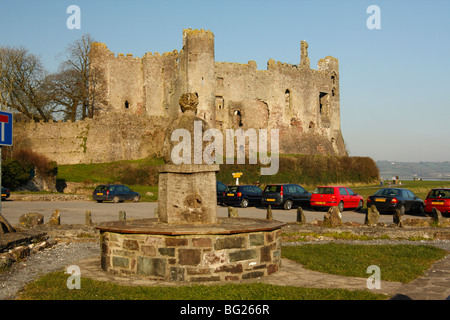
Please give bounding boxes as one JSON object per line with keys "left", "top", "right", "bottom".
{"left": 96, "top": 217, "right": 285, "bottom": 282}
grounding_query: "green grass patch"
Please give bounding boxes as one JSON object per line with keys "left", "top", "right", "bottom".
{"left": 57, "top": 158, "right": 165, "bottom": 185}
{"left": 282, "top": 232, "right": 390, "bottom": 242}
{"left": 282, "top": 244, "right": 448, "bottom": 283}
{"left": 18, "top": 272, "right": 387, "bottom": 300}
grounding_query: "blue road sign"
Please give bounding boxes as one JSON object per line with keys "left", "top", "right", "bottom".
{"left": 0, "top": 111, "right": 13, "bottom": 146}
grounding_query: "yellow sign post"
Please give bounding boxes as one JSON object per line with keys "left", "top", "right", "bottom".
{"left": 232, "top": 172, "right": 242, "bottom": 185}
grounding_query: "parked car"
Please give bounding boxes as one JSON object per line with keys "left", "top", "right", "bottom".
{"left": 1, "top": 186, "right": 10, "bottom": 201}
{"left": 93, "top": 184, "right": 141, "bottom": 203}
{"left": 366, "top": 188, "right": 424, "bottom": 215}
{"left": 262, "top": 184, "right": 311, "bottom": 210}
{"left": 216, "top": 181, "right": 227, "bottom": 205}
{"left": 424, "top": 188, "right": 450, "bottom": 214}
{"left": 222, "top": 185, "right": 263, "bottom": 208}
{"left": 310, "top": 186, "right": 363, "bottom": 211}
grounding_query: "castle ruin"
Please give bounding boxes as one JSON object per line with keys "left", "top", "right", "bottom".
{"left": 15, "top": 29, "right": 346, "bottom": 165}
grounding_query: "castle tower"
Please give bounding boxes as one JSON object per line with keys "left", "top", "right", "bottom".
{"left": 179, "top": 29, "right": 216, "bottom": 127}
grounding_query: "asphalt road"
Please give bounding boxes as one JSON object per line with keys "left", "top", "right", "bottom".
{"left": 0, "top": 199, "right": 429, "bottom": 226}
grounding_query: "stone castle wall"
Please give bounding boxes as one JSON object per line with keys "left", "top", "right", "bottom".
{"left": 14, "top": 113, "right": 166, "bottom": 165}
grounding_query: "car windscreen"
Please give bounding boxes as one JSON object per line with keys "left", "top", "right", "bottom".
{"left": 226, "top": 186, "right": 239, "bottom": 192}
{"left": 374, "top": 188, "right": 401, "bottom": 197}
{"left": 313, "top": 187, "right": 334, "bottom": 194}
{"left": 428, "top": 189, "right": 450, "bottom": 199}
{"left": 264, "top": 185, "right": 281, "bottom": 192}
{"left": 94, "top": 186, "right": 108, "bottom": 192}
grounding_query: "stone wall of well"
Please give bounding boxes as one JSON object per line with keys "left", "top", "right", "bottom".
{"left": 100, "top": 229, "right": 282, "bottom": 282}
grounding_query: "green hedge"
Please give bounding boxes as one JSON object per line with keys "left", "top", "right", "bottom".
{"left": 216, "top": 154, "right": 379, "bottom": 187}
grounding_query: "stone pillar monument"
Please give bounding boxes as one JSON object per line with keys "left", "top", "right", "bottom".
{"left": 158, "top": 93, "right": 219, "bottom": 224}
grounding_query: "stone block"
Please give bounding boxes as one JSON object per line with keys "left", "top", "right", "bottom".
{"left": 157, "top": 165, "right": 219, "bottom": 224}
{"left": 165, "top": 237, "right": 188, "bottom": 247}
{"left": 123, "top": 239, "right": 139, "bottom": 250}
{"left": 267, "top": 264, "right": 279, "bottom": 275}
{"left": 178, "top": 249, "right": 201, "bottom": 266}
{"left": 158, "top": 247, "right": 175, "bottom": 257}
{"left": 214, "top": 236, "right": 245, "bottom": 250}
{"left": 137, "top": 257, "right": 166, "bottom": 278}
{"left": 190, "top": 276, "right": 221, "bottom": 282}
{"left": 260, "top": 246, "right": 271, "bottom": 263}
{"left": 229, "top": 249, "right": 257, "bottom": 262}
{"left": 141, "top": 245, "right": 156, "bottom": 256}
{"left": 170, "top": 266, "right": 185, "bottom": 281}
{"left": 112, "top": 256, "right": 129, "bottom": 269}
{"left": 202, "top": 251, "right": 226, "bottom": 266}
{"left": 214, "top": 264, "right": 243, "bottom": 274}
{"left": 145, "top": 236, "right": 163, "bottom": 245}
{"left": 192, "top": 237, "right": 212, "bottom": 247}
{"left": 242, "top": 271, "right": 264, "bottom": 279}
{"left": 249, "top": 233, "right": 264, "bottom": 246}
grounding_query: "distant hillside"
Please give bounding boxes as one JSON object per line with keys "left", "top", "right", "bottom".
{"left": 376, "top": 161, "right": 450, "bottom": 180}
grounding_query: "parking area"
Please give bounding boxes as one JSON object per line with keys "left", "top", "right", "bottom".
{"left": 0, "top": 200, "right": 430, "bottom": 226}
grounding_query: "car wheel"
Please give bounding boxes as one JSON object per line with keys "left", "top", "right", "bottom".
{"left": 133, "top": 195, "right": 140, "bottom": 203}
{"left": 240, "top": 198, "right": 249, "bottom": 208}
{"left": 112, "top": 196, "right": 120, "bottom": 203}
{"left": 417, "top": 204, "right": 425, "bottom": 215}
{"left": 284, "top": 199, "right": 293, "bottom": 210}
{"left": 355, "top": 200, "right": 363, "bottom": 211}
{"left": 96, "top": 200, "right": 103, "bottom": 203}
{"left": 338, "top": 201, "right": 344, "bottom": 212}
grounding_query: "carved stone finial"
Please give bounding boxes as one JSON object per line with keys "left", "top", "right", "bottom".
{"left": 179, "top": 93, "right": 199, "bottom": 113}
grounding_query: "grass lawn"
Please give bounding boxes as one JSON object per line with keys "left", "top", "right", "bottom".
{"left": 282, "top": 243, "right": 448, "bottom": 283}
{"left": 18, "top": 272, "right": 387, "bottom": 300}
{"left": 17, "top": 244, "right": 447, "bottom": 300}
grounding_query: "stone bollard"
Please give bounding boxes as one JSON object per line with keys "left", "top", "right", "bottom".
{"left": 48, "top": 209, "right": 61, "bottom": 226}
{"left": 393, "top": 209, "right": 403, "bottom": 227}
{"left": 19, "top": 212, "right": 44, "bottom": 228}
{"left": 85, "top": 210, "right": 92, "bottom": 226}
{"left": 365, "top": 205, "right": 380, "bottom": 226}
{"left": 228, "top": 206, "right": 239, "bottom": 218}
{"left": 119, "top": 211, "right": 127, "bottom": 221}
{"left": 266, "top": 205, "right": 273, "bottom": 220}
{"left": 431, "top": 207, "right": 442, "bottom": 226}
{"left": 0, "top": 213, "right": 15, "bottom": 234}
{"left": 323, "top": 206, "right": 342, "bottom": 227}
{"left": 296, "top": 207, "right": 306, "bottom": 225}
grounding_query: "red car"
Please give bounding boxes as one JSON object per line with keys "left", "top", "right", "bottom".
{"left": 424, "top": 188, "right": 450, "bottom": 214}
{"left": 310, "top": 186, "right": 364, "bottom": 211}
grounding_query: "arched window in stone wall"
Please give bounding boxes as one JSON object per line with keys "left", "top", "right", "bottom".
{"left": 125, "top": 100, "right": 130, "bottom": 109}
{"left": 331, "top": 71, "right": 337, "bottom": 85}
{"left": 233, "top": 110, "right": 243, "bottom": 127}
{"left": 285, "top": 89, "right": 291, "bottom": 109}
{"left": 215, "top": 96, "right": 224, "bottom": 110}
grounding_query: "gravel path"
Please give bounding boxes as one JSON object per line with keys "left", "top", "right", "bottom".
{"left": 0, "top": 241, "right": 100, "bottom": 300}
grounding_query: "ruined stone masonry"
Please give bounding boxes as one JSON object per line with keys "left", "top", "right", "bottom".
{"left": 14, "top": 29, "right": 346, "bottom": 165}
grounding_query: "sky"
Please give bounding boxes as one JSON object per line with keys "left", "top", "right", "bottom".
{"left": 0, "top": 0, "right": 449, "bottom": 163}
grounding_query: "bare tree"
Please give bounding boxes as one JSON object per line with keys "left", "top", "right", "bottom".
{"left": 0, "top": 46, "right": 52, "bottom": 120}
{"left": 53, "top": 34, "right": 103, "bottom": 120}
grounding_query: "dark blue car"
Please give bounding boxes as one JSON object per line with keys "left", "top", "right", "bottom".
{"left": 222, "top": 185, "right": 263, "bottom": 208}
{"left": 93, "top": 184, "right": 140, "bottom": 203}
{"left": 217, "top": 181, "right": 227, "bottom": 205}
